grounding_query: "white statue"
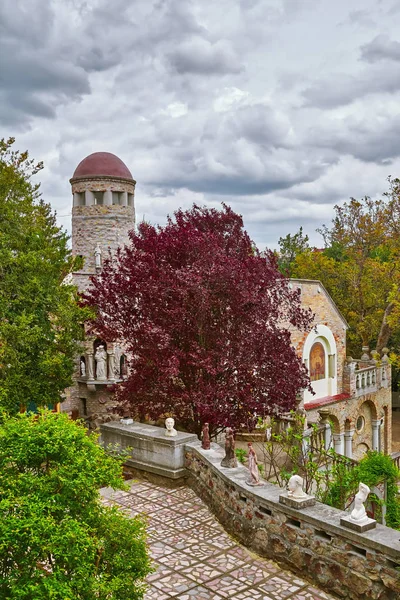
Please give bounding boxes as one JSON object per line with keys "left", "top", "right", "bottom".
{"left": 94, "top": 244, "right": 102, "bottom": 269}
{"left": 95, "top": 345, "right": 107, "bottom": 380}
{"left": 165, "top": 417, "right": 177, "bottom": 437}
{"left": 80, "top": 359, "right": 86, "bottom": 377}
{"left": 287, "top": 474, "right": 308, "bottom": 499}
{"left": 350, "top": 483, "right": 370, "bottom": 523}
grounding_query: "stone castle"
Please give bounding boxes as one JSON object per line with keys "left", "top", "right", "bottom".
{"left": 62, "top": 152, "right": 392, "bottom": 459}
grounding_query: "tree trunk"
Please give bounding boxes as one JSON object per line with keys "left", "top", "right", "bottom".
{"left": 376, "top": 302, "right": 394, "bottom": 354}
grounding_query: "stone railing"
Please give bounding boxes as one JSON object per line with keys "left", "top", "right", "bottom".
{"left": 100, "top": 422, "right": 400, "bottom": 599}
{"left": 344, "top": 359, "right": 391, "bottom": 399}
{"left": 185, "top": 443, "right": 400, "bottom": 600}
{"left": 354, "top": 365, "right": 378, "bottom": 397}
{"left": 391, "top": 451, "right": 400, "bottom": 471}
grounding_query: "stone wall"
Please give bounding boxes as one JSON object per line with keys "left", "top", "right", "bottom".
{"left": 72, "top": 204, "right": 135, "bottom": 283}
{"left": 289, "top": 279, "right": 347, "bottom": 395}
{"left": 185, "top": 442, "right": 400, "bottom": 600}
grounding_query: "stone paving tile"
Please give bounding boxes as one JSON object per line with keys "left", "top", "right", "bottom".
{"left": 206, "top": 572, "right": 251, "bottom": 597}
{"left": 152, "top": 571, "right": 198, "bottom": 595}
{"left": 144, "top": 584, "right": 170, "bottom": 599}
{"left": 136, "top": 487, "right": 171, "bottom": 500}
{"left": 158, "top": 550, "right": 201, "bottom": 570}
{"left": 256, "top": 573, "right": 307, "bottom": 599}
{"left": 148, "top": 540, "right": 175, "bottom": 560}
{"left": 290, "top": 590, "right": 335, "bottom": 600}
{"left": 172, "top": 584, "right": 224, "bottom": 599}
{"left": 181, "top": 541, "right": 233, "bottom": 561}
{"left": 207, "top": 551, "right": 249, "bottom": 573}
{"left": 181, "top": 561, "right": 225, "bottom": 584}
{"left": 105, "top": 480, "right": 337, "bottom": 600}
{"left": 168, "top": 486, "right": 199, "bottom": 501}
{"left": 146, "top": 562, "right": 174, "bottom": 583}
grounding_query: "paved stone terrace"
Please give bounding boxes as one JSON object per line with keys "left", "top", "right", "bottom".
{"left": 102, "top": 479, "right": 337, "bottom": 600}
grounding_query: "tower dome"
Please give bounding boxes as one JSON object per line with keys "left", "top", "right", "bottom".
{"left": 72, "top": 152, "right": 133, "bottom": 181}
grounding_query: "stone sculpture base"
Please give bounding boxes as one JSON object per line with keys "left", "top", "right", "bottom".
{"left": 279, "top": 494, "right": 316, "bottom": 509}
{"left": 221, "top": 458, "right": 238, "bottom": 468}
{"left": 246, "top": 481, "right": 265, "bottom": 487}
{"left": 340, "top": 515, "right": 377, "bottom": 533}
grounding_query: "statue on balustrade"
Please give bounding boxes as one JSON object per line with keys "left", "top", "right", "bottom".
{"left": 350, "top": 482, "right": 370, "bottom": 523}
{"left": 95, "top": 345, "right": 107, "bottom": 380}
{"left": 221, "top": 428, "right": 238, "bottom": 468}
{"left": 246, "top": 442, "right": 264, "bottom": 486}
{"left": 201, "top": 423, "right": 210, "bottom": 450}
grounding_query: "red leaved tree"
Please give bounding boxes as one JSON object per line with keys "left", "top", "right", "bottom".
{"left": 84, "top": 204, "right": 312, "bottom": 435}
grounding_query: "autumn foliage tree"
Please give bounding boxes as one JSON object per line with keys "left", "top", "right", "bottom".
{"left": 290, "top": 182, "right": 400, "bottom": 358}
{"left": 84, "top": 205, "right": 312, "bottom": 435}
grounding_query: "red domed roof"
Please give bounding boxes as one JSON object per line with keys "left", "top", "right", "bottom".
{"left": 72, "top": 152, "right": 133, "bottom": 180}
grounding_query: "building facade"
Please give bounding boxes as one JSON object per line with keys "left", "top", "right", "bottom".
{"left": 289, "top": 279, "right": 392, "bottom": 459}
{"left": 62, "top": 153, "right": 392, "bottom": 456}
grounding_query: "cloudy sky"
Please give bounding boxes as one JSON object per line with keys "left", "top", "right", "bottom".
{"left": 2, "top": 0, "right": 400, "bottom": 249}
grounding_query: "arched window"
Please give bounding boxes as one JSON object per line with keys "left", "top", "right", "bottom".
{"left": 310, "top": 342, "right": 326, "bottom": 381}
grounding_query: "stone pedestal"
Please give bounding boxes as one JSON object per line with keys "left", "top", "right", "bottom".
{"left": 101, "top": 421, "right": 197, "bottom": 479}
{"left": 279, "top": 494, "right": 316, "bottom": 509}
{"left": 340, "top": 515, "right": 377, "bottom": 533}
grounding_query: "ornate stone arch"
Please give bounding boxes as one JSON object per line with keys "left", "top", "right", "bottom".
{"left": 302, "top": 325, "right": 338, "bottom": 404}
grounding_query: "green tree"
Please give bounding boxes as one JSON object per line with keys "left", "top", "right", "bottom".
{"left": 0, "top": 411, "right": 151, "bottom": 599}
{"left": 0, "top": 138, "right": 89, "bottom": 413}
{"left": 291, "top": 190, "right": 400, "bottom": 357}
{"left": 276, "top": 227, "right": 310, "bottom": 276}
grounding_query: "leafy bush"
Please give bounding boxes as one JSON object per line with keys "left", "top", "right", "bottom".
{"left": 0, "top": 411, "right": 151, "bottom": 599}
{"left": 235, "top": 448, "right": 247, "bottom": 464}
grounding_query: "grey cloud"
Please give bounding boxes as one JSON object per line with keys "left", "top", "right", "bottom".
{"left": 303, "top": 110, "right": 400, "bottom": 163}
{"left": 302, "top": 65, "right": 400, "bottom": 108}
{"left": 360, "top": 34, "right": 400, "bottom": 63}
{"left": 167, "top": 37, "right": 243, "bottom": 75}
{"left": 343, "top": 9, "right": 376, "bottom": 27}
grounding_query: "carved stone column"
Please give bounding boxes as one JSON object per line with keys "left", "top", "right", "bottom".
{"left": 86, "top": 352, "right": 94, "bottom": 380}
{"left": 344, "top": 429, "right": 355, "bottom": 459}
{"left": 318, "top": 409, "right": 332, "bottom": 451}
{"left": 372, "top": 419, "right": 381, "bottom": 452}
{"left": 107, "top": 351, "right": 115, "bottom": 382}
{"left": 333, "top": 433, "right": 345, "bottom": 455}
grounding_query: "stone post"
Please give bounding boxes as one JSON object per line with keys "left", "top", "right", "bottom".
{"left": 333, "top": 433, "right": 345, "bottom": 455}
{"left": 107, "top": 350, "right": 115, "bottom": 382}
{"left": 85, "top": 190, "right": 94, "bottom": 206}
{"left": 104, "top": 190, "right": 112, "bottom": 206}
{"left": 121, "top": 191, "right": 128, "bottom": 206}
{"left": 318, "top": 409, "right": 332, "bottom": 451}
{"left": 344, "top": 429, "right": 355, "bottom": 459}
{"left": 372, "top": 419, "right": 381, "bottom": 452}
{"left": 86, "top": 352, "right": 94, "bottom": 380}
{"left": 343, "top": 358, "right": 357, "bottom": 397}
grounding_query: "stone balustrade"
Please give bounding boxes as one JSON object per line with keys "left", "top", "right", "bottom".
{"left": 184, "top": 443, "right": 400, "bottom": 600}
{"left": 344, "top": 360, "right": 391, "bottom": 399}
{"left": 355, "top": 365, "right": 377, "bottom": 396}
{"left": 100, "top": 421, "right": 400, "bottom": 599}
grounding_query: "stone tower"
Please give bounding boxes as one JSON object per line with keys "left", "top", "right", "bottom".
{"left": 70, "top": 152, "right": 136, "bottom": 290}
{"left": 62, "top": 152, "right": 136, "bottom": 425}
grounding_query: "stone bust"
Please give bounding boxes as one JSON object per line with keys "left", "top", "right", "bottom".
{"left": 287, "top": 474, "right": 308, "bottom": 499}
{"left": 165, "top": 417, "right": 177, "bottom": 437}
